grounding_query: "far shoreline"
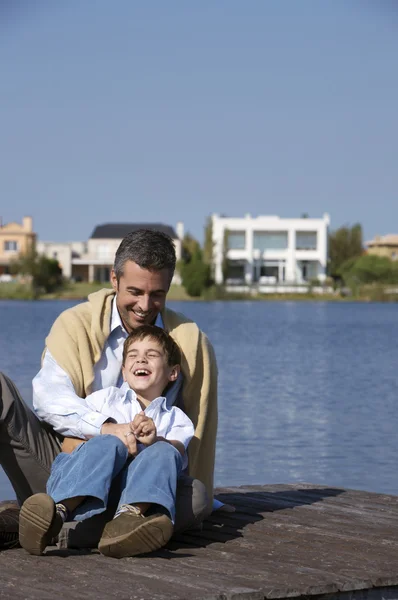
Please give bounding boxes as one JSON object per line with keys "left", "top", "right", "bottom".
{"left": 1, "top": 282, "right": 398, "bottom": 303}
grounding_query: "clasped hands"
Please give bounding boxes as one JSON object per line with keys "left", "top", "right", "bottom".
{"left": 101, "top": 412, "right": 157, "bottom": 456}
{"left": 61, "top": 412, "right": 157, "bottom": 456}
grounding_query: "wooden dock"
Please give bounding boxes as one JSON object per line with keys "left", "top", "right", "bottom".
{"left": 1, "top": 483, "right": 398, "bottom": 600}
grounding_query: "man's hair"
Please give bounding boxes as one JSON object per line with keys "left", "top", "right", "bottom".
{"left": 113, "top": 229, "right": 176, "bottom": 282}
{"left": 122, "top": 325, "right": 181, "bottom": 368}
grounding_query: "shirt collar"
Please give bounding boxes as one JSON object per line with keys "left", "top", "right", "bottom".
{"left": 111, "top": 297, "right": 164, "bottom": 334}
{"left": 111, "top": 296, "right": 126, "bottom": 334}
{"left": 121, "top": 382, "right": 167, "bottom": 411}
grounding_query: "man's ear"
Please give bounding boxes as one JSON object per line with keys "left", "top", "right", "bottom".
{"left": 111, "top": 269, "right": 118, "bottom": 292}
{"left": 168, "top": 364, "right": 180, "bottom": 382}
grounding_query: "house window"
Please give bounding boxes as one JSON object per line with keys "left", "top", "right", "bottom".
{"left": 4, "top": 241, "right": 18, "bottom": 252}
{"left": 226, "top": 260, "right": 245, "bottom": 281}
{"left": 227, "top": 232, "right": 246, "bottom": 250}
{"left": 253, "top": 231, "right": 288, "bottom": 251}
{"left": 97, "top": 244, "right": 111, "bottom": 260}
{"left": 296, "top": 232, "right": 317, "bottom": 250}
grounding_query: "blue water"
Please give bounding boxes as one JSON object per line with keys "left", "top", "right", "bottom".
{"left": 1, "top": 299, "right": 398, "bottom": 500}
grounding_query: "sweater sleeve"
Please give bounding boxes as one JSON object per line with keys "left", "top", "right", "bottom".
{"left": 184, "top": 332, "right": 218, "bottom": 515}
{"left": 45, "top": 309, "right": 94, "bottom": 398}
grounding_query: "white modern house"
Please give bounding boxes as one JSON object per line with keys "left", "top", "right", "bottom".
{"left": 37, "top": 222, "right": 184, "bottom": 284}
{"left": 212, "top": 213, "right": 330, "bottom": 286}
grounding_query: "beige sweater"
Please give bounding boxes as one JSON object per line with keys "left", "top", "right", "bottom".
{"left": 45, "top": 288, "right": 218, "bottom": 511}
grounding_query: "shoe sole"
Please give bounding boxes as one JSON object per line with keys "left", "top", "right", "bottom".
{"left": 19, "top": 494, "right": 56, "bottom": 556}
{"left": 98, "top": 515, "right": 173, "bottom": 559}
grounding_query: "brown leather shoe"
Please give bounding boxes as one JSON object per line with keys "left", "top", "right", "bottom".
{"left": 98, "top": 506, "right": 173, "bottom": 559}
{"left": 19, "top": 493, "right": 64, "bottom": 556}
{"left": 0, "top": 504, "right": 20, "bottom": 550}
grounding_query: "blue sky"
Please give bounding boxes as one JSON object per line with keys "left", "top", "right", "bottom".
{"left": 1, "top": 1, "right": 397, "bottom": 244}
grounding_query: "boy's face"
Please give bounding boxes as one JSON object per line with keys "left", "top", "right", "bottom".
{"left": 122, "top": 337, "right": 179, "bottom": 400}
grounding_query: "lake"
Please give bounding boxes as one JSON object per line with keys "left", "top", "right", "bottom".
{"left": 1, "top": 299, "right": 398, "bottom": 501}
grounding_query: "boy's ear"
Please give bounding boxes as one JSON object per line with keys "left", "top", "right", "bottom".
{"left": 168, "top": 364, "right": 180, "bottom": 382}
{"left": 121, "top": 365, "right": 127, "bottom": 381}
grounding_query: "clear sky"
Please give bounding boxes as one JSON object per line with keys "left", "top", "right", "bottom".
{"left": 1, "top": 1, "right": 397, "bottom": 244}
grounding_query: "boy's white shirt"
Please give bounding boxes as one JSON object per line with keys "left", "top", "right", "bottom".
{"left": 84, "top": 381, "right": 194, "bottom": 469}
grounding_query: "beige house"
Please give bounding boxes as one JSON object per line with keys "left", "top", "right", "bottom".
{"left": 365, "top": 234, "right": 398, "bottom": 260}
{"left": 0, "top": 216, "right": 36, "bottom": 274}
{"left": 37, "top": 222, "right": 184, "bottom": 284}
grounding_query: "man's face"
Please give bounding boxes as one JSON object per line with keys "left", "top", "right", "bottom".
{"left": 111, "top": 260, "right": 170, "bottom": 333}
{"left": 122, "top": 337, "right": 179, "bottom": 400}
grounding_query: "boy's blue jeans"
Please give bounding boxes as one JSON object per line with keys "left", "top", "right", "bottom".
{"left": 46, "top": 435, "right": 183, "bottom": 523}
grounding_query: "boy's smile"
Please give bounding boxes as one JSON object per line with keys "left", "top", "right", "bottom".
{"left": 122, "top": 338, "right": 179, "bottom": 403}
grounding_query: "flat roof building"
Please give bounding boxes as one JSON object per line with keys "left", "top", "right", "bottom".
{"left": 212, "top": 213, "right": 330, "bottom": 286}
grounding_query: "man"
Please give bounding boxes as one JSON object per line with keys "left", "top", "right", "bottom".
{"left": 0, "top": 228, "right": 218, "bottom": 550}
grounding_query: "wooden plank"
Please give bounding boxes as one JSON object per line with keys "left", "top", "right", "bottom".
{"left": 1, "top": 484, "right": 398, "bottom": 600}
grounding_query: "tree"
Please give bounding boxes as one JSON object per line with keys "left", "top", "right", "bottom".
{"left": 181, "top": 254, "right": 211, "bottom": 297}
{"left": 328, "top": 224, "right": 363, "bottom": 278}
{"left": 10, "top": 249, "right": 63, "bottom": 297}
{"left": 221, "top": 229, "right": 229, "bottom": 283}
{"left": 179, "top": 233, "right": 211, "bottom": 297}
{"left": 203, "top": 216, "right": 215, "bottom": 281}
{"left": 181, "top": 233, "right": 201, "bottom": 263}
{"left": 339, "top": 254, "right": 398, "bottom": 285}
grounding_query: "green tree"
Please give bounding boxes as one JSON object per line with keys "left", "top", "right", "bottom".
{"left": 328, "top": 223, "right": 363, "bottom": 277}
{"left": 221, "top": 228, "right": 229, "bottom": 283}
{"left": 10, "top": 249, "right": 63, "bottom": 297}
{"left": 181, "top": 254, "right": 211, "bottom": 297}
{"left": 178, "top": 233, "right": 211, "bottom": 297}
{"left": 203, "top": 216, "right": 215, "bottom": 281}
{"left": 340, "top": 254, "right": 398, "bottom": 285}
{"left": 181, "top": 233, "right": 201, "bottom": 262}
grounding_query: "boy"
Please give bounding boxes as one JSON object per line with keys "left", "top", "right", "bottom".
{"left": 19, "top": 325, "right": 194, "bottom": 559}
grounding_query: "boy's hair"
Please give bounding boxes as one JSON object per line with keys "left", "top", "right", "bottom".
{"left": 122, "top": 325, "right": 181, "bottom": 367}
{"left": 113, "top": 229, "right": 176, "bottom": 283}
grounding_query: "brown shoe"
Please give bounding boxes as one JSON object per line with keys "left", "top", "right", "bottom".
{"left": 0, "top": 505, "right": 20, "bottom": 550}
{"left": 98, "top": 506, "right": 173, "bottom": 559}
{"left": 19, "top": 493, "right": 63, "bottom": 556}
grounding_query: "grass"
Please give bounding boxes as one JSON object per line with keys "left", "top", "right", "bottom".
{"left": 0, "top": 282, "right": 35, "bottom": 300}
{"left": 2, "top": 281, "right": 398, "bottom": 303}
{"left": 43, "top": 282, "right": 193, "bottom": 301}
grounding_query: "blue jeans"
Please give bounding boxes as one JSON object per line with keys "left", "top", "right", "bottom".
{"left": 46, "top": 435, "right": 183, "bottom": 523}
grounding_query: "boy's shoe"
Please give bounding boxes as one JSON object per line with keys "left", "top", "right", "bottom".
{"left": 0, "top": 505, "right": 20, "bottom": 550}
{"left": 98, "top": 505, "right": 173, "bottom": 559}
{"left": 19, "top": 493, "right": 64, "bottom": 556}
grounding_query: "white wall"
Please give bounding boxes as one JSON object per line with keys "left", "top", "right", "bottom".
{"left": 212, "top": 213, "right": 330, "bottom": 284}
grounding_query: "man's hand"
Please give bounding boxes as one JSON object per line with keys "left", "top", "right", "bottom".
{"left": 131, "top": 411, "right": 157, "bottom": 446}
{"left": 101, "top": 421, "right": 138, "bottom": 456}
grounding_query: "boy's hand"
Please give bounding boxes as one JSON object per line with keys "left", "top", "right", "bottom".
{"left": 131, "top": 412, "right": 157, "bottom": 446}
{"left": 101, "top": 422, "right": 138, "bottom": 456}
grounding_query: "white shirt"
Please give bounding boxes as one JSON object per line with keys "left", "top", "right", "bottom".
{"left": 85, "top": 382, "right": 194, "bottom": 469}
{"left": 33, "top": 298, "right": 182, "bottom": 439}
